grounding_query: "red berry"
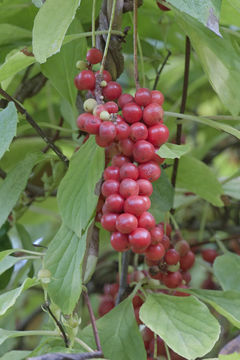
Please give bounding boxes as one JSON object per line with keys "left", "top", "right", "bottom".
{"left": 135, "top": 88, "right": 152, "bottom": 107}
{"left": 111, "top": 232, "right": 130, "bottom": 252}
{"left": 163, "top": 271, "right": 182, "bottom": 289}
{"left": 147, "top": 124, "right": 169, "bottom": 146}
{"left": 130, "top": 122, "right": 148, "bottom": 142}
{"left": 112, "top": 154, "right": 130, "bottom": 167}
{"left": 182, "top": 271, "right": 191, "bottom": 285}
{"left": 133, "top": 140, "right": 155, "bottom": 163}
{"left": 201, "top": 249, "right": 218, "bottom": 264}
{"left": 101, "top": 213, "right": 117, "bottom": 232}
{"left": 157, "top": 0, "right": 170, "bottom": 11}
{"left": 104, "top": 166, "right": 120, "bottom": 181}
{"left": 95, "top": 70, "right": 112, "bottom": 83}
{"left": 150, "top": 226, "right": 164, "bottom": 244}
{"left": 124, "top": 196, "right": 146, "bottom": 217}
{"left": 115, "top": 121, "right": 131, "bottom": 140}
{"left": 99, "top": 121, "right": 116, "bottom": 142}
{"left": 165, "top": 249, "right": 180, "bottom": 265}
{"left": 85, "top": 115, "right": 101, "bottom": 134}
{"left": 173, "top": 284, "right": 190, "bottom": 297}
{"left": 74, "top": 70, "right": 96, "bottom": 90}
{"left": 138, "top": 161, "right": 161, "bottom": 182}
{"left": 116, "top": 213, "right": 138, "bottom": 234}
{"left": 175, "top": 240, "right": 190, "bottom": 257}
{"left": 137, "top": 179, "right": 153, "bottom": 196}
{"left": 145, "top": 243, "right": 165, "bottom": 261}
{"left": 152, "top": 153, "right": 165, "bottom": 165}
{"left": 149, "top": 337, "right": 166, "bottom": 356}
{"left": 86, "top": 48, "right": 103, "bottom": 64}
{"left": 143, "top": 103, "right": 164, "bottom": 126}
{"left": 95, "top": 134, "right": 110, "bottom": 147}
{"left": 120, "top": 163, "right": 139, "bottom": 181}
{"left": 101, "top": 180, "right": 120, "bottom": 197}
{"left": 98, "top": 295, "right": 115, "bottom": 316}
{"left": 103, "top": 81, "right": 122, "bottom": 100}
{"left": 151, "top": 90, "right": 164, "bottom": 105}
{"left": 157, "top": 222, "right": 172, "bottom": 236}
{"left": 134, "top": 306, "right": 143, "bottom": 325}
{"left": 104, "top": 283, "right": 119, "bottom": 297}
{"left": 104, "top": 101, "right": 119, "bottom": 114}
{"left": 129, "top": 228, "right": 151, "bottom": 250}
{"left": 76, "top": 113, "right": 89, "bottom": 131}
{"left": 105, "top": 194, "right": 124, "bottom": 213}
{"left": 118, "top": 93, "right": 134, "bottom": 108}
{"left": 132, "top": 293, "right": 144, "bottom": 308}
{"left": 141, "top": 196, "right": 151, "bottom": 211}
{"left": 161, "top": 234, "right": 170, "bottom": 250}
{"left": 180, "top": 251, "right": 195, "bottom": 271}
{"left": 119, "top": 178, "right": 139, "bottom": 198}
{"left": 122, "top": 102, "right": 142, "bottom": 124}
{"left": 119, "top": 138, "right": 134, "bottom": 157}
{"left": 138, "top": 212, "right": 156, "bottom": 231}
{"left": 93, "top": 104, "right": 106, "bottom": 117}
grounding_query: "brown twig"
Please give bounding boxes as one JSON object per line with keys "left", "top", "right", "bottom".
{"left": 190, "top": 234, "right": 240, "bottom": 251}
{"left": 171, "top": 37, "right": 191, "bottom": 190}
{"left": 133, "top": 0, "right": 140, "bottom": 89}
{"left": 83, "top": 292, "right": 102, "bottom": 353}
{"left": 0, "top": 87, "right": 69, "bottom": 167}
{"left": 28, "top": 351, "right": 103, "bottom": 360}
{"left": 152, "top": 50, "right": 171, "bottom": 90}
{"left": 115, "top": 250, "right": 130, "bottom": 305}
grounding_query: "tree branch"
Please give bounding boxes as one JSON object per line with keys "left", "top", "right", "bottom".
{"left": 152, "top": 50, "right": 171, "bottom": 90}
{"left": 83, "top": 292, "right": 102, "bottom": 353}
{"left": 42, "top": 117, "right": 64, "bottom": 153}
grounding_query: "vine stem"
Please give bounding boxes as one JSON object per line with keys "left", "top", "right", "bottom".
{"left": 133, "top": 0, "right": 140, "bottom": 89}
{"left": 99, "top": 0, "right": 117, "bottom": 74}
{"left": 74, "top": 337, "right": 95, "bottom": 353}
{"left": 83, "top": 291, "right": 102, "bottom": 352}
{"left": 171, "top": 37, "right": 191, "bottom": 189}
{"left": 92, "top": 0, "right": 96, "bottom": 48}
{"left": 115, "top": 250, "right": 130, "bottom": 305}
{"left": 153, "top": 50, "right": 171, "bottom": 90}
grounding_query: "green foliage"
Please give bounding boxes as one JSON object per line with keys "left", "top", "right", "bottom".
{"left": 0, "top": 102, "right": 18, "bottom": 160}
{"left": 158, "top": 143, "right": 191, "bottom": 159}
{"left": 213, "top": 253, "right": 240, "bottom": 291}
{"left": 0, "top": 350, "right": 31, "bottom": 360}
{"left": 140, "top": 293, "right": 220, "bottom": 360}
{"left": 150, "top": 169, "right": 174, "bottom": 218}
{"left": 0, "top": 50, "right": 35, "bottom": 84}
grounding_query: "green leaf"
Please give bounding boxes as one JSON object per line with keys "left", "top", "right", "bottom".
{"left": 219, "top": 354, "right": 240, "bottom": 360}
{"left": 0, "top": 102, "right": 18, "bottom": 160}
{"left": 167, "top": 0, "right": 222, "bottom": 35}
{"left": 32, "top": 0, "right": 81, "bottom": 63}
{"left": 58, "top": 136, "right": 104, "bottom": 236}
{"left": 150, "top": 169, "right": 174, "bottom": 218}
{"left": 174, "top": 11, "right": 240, "bottom": 116}
{"left": 0, "top": 152, "right": 44, "bottom": 228}
{"left": 223, "top": 177, "right": 240, "bottom": 200}
{"left": 140, "top": 293, "right": 220, "bottom": 360}
{"left": 0, "top": 256, "right": 22, "bottom": 276}
{"left": 41, "top": 18, "right": 87, "bottom": 106}
{"left": 0, "top": 277, "right": 38, "bottom": 316}
{"left": 213, "top": 253, "right": 240, "bottom": 291}
{"left": 157, "top": 143, "right": 191, "bottom": 159}
{"left": 0, "top": 50, "right": 35, "bottom": 83}
{"left": 81, "top": 298, "right": 147, "bottom": 360}
{"left": 45, "top": 222, "right": 91, "bottom": 314}
{"left": 0, "top": 24, "right": 31, "bottom": 46}
{"left": 189, "top": 289, "right": 240, "bottom": 328}
{"left": 176, "top": 155, "right": 224, "bottom": 207}
{"left": 0, "top": 351, "right": 31, "bottom": 360}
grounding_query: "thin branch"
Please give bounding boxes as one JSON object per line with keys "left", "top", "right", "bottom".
{"left": 133, "top": 0, "right": 140, "bottom": 89}
{"left": 0, "top": 87, "right": 69, "bottom": 167}
{"left": 152, "top": 50, "right": 171, "bottom": 90}
{"left": 83, "top": 292, "right": 102, "bottom": 353}
{"left": 171, "top": 37, "right": 191, "bottom": 189}
{"left": 115, "top": 250, "right": 130, "bottom": 305}
{"left": 42, "top": 117, "right": 64, "bottom": 153}
{"left": 28, "top": 351, "right": 103, "bottom": 360}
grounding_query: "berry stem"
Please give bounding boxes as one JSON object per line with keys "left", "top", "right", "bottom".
{"left": 164, "top": 341, "right": 172, "bottom": 360}
{"left": 74, "top": 337, "right": 95, "bottom": 353}
{"left": 137, "top": 33, "right": 145, "bottom": 88}
{"left": 92, "top": 0, "right": 96, "bottom": 48}
{"left": 152, "top": 49, "right": 171, "bottom": 90}
{"left": 153, "top": 332, "right": 158, "bottom": 359}
{"left": 171, "top": 36, "right": 191, "bottom": 190}
{"left": 99, "top": 0, "right": 117, "bottom": 75}
{"left": 133, "top": 0, "right": 140, "bottom": 89}
{"left": 169, "top": 213, "right": 179, "bottom": 231}
{"left": 115, "top": 250, "right": 130, "bottom": 305}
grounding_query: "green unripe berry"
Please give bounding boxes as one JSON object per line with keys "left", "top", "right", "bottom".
{"left": 76, "top": 60, "right": 88, "bottom": 70}
{"left": 167, "top": 262, "right": 180, "bottom": 272}
{"left": 38, "top": 269, "right": 51, "bottom": 284}
{"left": 100, "top": 111, "right": 110, "bottom": 121}
{"left": 83, "top": 98, "right": 97, "bottom": 113}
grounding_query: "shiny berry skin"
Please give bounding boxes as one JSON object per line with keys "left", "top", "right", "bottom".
{"left": 105, "top": 194, "right": 124, "bottom": 213}
{"left": 112, "top": 154, "right": 130, "bottom": 167}
{"left": 175, "top": 240, "right": 190, "bottom": 257}
{"left": 122, "top": 102, "right": 142, "bottom": 124}
{"left": 143, "top": 103, "right": 164, "bottom": 126}
{"left": 157, "top": 0, "right": 170, "bottom": 11}
{"left": 135, "top": 88, "right": 152, "bottom": 106}
{"left": 138, "top": 161, "right": 161, "bottom": 182}
{"left": 104, "top": 101, "right": 119, "bottom": 114}
{"left": 86, "top": 48, "right": 103, "bottom": 64}
{"left": 118, "top": 93, "right": 134, "bottom": 108}
{"left": 182, "top": 271, "right": 191, "bottom": 285}
{"left": 119, "top": 138, "right": 134, "bottom": 157}
{"left": 111, "top": 232, "right": 130, "bottom": 252}
{"left": 163, "top": 271, "right": 182, "bottom": 289}
{"left": 133, "top": 140, "right": 155, "bottom": 163}
{"left": 76, "top": 113, "right": 89, "bottom": 131}
{"left": 104, "top": 166, "right": 120, "bottom": 181}
{"left": 103, "top": 81, "right": 122, "bottom": 100}
{"left": 201, "top": 249, "right": 218, "bottom": 264}
{"left": 130, "top": 122, "right": 148, "bottom": 142}
{"left": 99, "top": 121, "right": 116, "bottom": 142}
{"left": 137, "top": 179, "right": 153, "bottom": 196}
{"left": 147, "top": 124, "right": 169, "bottom": 146}
{"left": 150, "top": 226, "right": 164, "bottom": 244}
{"left": 120, "top": 163, "right": 139, "bottom": 180}
{"left": 101, "top": 213, "right": 117, "bottom": 232}
{"left": 138, "top": 212, "right": 156, "bottom": 231}
{"left": 104, "top": 283, "right": 119, "bottom": 297}
{"left": 145, "top": 243, "right": 165, "bottom": 261}
{"left": 85, "top": 115, "right": 101, "bottom": 134}
{"left": 74, "top": 70, "right": 96, "bottom": 90}
{"left": 165, "top": 249, "right": 180, "bottom": 265}
{"left": 180, "top": 251, "right": 195, "bottom": 271}
{"left": 95, "top": 70, "right": 112, "bottom": 83}
{"left": 161, "top": 235, "right": 170, "bottom": 250}
{"left": 124, "top": 196, "right": 146, "bottom": 217}
{"left": 115, "top": 121, "right": 131, "bottom": 140}
{"left": 101, "top": 180, "right": 120, "bottom": 197}
{"left": 95, "top": 135, "right": 110, "bottom": 147}
{"left": 119, "top": 178, "right": 139, "bottom": 198}
{"left": 151, "top": 90, "right": 164, "bottom": 105}
{"left": 93, "top": 104, "right": 106, "bottom": 117}
{"left": 116, "top": 213, "right": 138, "bottom": 234}
{"left": 142, "top": 196, "right": 151, "bottom": 211}
{"left": 129, "top": 228, "right": 151, "bottom": 250}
